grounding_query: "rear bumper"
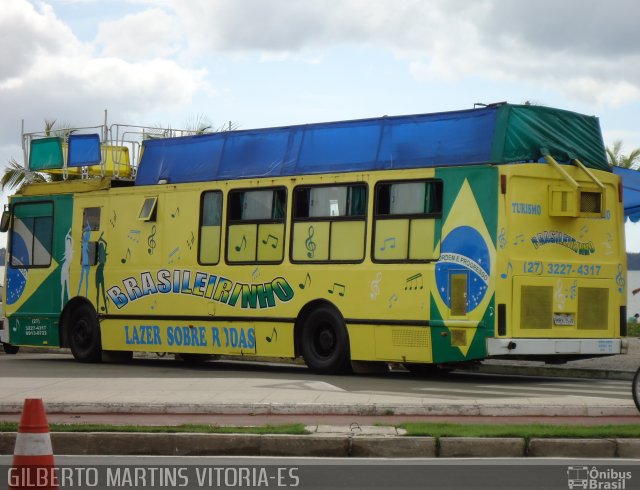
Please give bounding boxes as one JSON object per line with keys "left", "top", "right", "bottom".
{"left": 487, "top": 338, "right": 626, "bottom": 357}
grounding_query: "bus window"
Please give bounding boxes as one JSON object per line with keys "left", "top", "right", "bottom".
{"left": 227, "top": 187, "right": 286, "bottom": 263}
{"left": 82, "top": 207, "right": 101, "bottom": 231}
{"left": 373, "top": 180, "right": 442, "bottom": 262}
{"left": 292, "top": 184, "right": 367, "bottom": 262}
{"left": 138, "top": 196, "right": 158, "bottom": 221}
{"left": 10, "top": 202, "right": 54, "bottom": 268}
{"left": 199, "top": 191, "right": 223, "bottom": 264}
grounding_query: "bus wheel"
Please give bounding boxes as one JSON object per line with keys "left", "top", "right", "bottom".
{"left": 68, "top": 304, "right": 102, "bottom": 363}
{"left": 2, "top": 343, "right": 19, "bottom": 354}
{"left": 300, "top": 306, "right": 351, "bottom": 374}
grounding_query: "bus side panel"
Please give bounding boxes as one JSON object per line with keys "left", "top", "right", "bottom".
{"left": 6, "top": 194, "right": 73, "bottom": 347}
{"left": 429, "top": 166, "right": 498, "bottom": 363}
{"left": 100, "top": 318, "right": 296, "bottom": 358}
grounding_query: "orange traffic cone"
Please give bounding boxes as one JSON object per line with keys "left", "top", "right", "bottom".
{"left": 9, "top": 399, "right": 57, "bottom": 490}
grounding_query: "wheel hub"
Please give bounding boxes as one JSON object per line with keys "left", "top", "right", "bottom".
{"left": 75, "top": 320, "right": 90, "bottom": 346}
{"left": 317, "top": 328, "right": 335, "bottom": 354}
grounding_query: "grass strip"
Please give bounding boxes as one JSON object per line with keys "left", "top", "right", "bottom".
{"left": 627, "top": 322, "right": 640, "bottom": 337}
{"left": 0, "top": 422, "right": 307, "bottom": 435}
{"left": 399, "top": 422, "right": 640, "bottom": 439}
{"left": 0, "top": 420, "right": 638, "bottom": 438}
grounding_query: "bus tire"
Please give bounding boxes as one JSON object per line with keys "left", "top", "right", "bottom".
{"left": 2, "top": 343, "right": 19, "bottom": 354}
{"left": 68, "top": 303, "right": 102, "bottom": 363}
{"left": 300, "top": 305, "right": 351, "bottom": 374}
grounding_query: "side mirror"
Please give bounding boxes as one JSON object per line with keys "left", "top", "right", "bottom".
{"left": 0, "top": 209, "right": 10, "bottom": 233}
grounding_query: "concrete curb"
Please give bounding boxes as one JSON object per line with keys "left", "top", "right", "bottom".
{"left": 527, "top": 438, "right": 617, "bottom": 458}
{"left": 1, "top": 432, "right": 639, "bottom": 458}
{"left": 439, "top": 437, "right": 526, "bottom": 458}
{"left": 0, "top": 402, "right": 636, "bottom": 417}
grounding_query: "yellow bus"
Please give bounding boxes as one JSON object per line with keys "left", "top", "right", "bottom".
{"left": 0, "top": 103, "right": 627, "bottom": 373}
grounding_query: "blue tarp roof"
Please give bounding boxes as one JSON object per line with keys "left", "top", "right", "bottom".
{"left": 136, "top": 108, "right": 497, "bottom": 185}
{"left": 613, "top": 166, "right": 640, "bottom": 221}
{"left": 135, "top": 104, "right": 608, "bottom": 186}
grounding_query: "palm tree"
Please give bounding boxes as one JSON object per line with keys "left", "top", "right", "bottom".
{"left": 607, "top": 140, "right": 640, "bottom": 169}
{"left": 183, "top": 114, "right": 239, "bottom": 134}
{"left": 145, "top": 115, "right": 239, "bottom": 140}
{"left": 0, "top": 157, "right": 48, "bottom": 191}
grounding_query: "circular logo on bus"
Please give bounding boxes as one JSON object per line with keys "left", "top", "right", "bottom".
{"left": 435, "top": 226, "right": 490, "bottom": 312}
{"left": 6, "top": 234, "right": 28, "bottom": 305}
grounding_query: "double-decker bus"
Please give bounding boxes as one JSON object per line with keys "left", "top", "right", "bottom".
{"left": 0, "top": 103, "right": 627, "bottom": 373}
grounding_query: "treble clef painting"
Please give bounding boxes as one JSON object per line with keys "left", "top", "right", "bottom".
{"left": 305, "top": 225, "right": 316, "bottom": 258}
{"left": 616, "top": 264, "right": 625, "bottom": 293}
{"left": 147, "top": 225, "right": 157, "bottom": 255}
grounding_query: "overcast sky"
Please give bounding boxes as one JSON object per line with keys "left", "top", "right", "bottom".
{"left": 2, "top": 0, "right": 640, "bottom": 249}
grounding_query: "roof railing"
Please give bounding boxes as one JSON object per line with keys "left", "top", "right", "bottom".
{"left": 21, "top": 111, "right": 201, "bottom": 181}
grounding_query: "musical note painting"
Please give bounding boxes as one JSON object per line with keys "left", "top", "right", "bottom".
{"left": 266, "top": 328, "right": 278, "bottom": 343}
{"left": 380, "top": 237, "right": 396, "bottom": 251}
{"left": 328, "top": 282, "right": 346, "bottom": 297}
{"left": 235, "top": 235, "right": 247, "bottom": 252}
{"left": 405, "top": 273, "right": 423, "bottom": 290}
{"left": 147, "top": 225, "right": 157, "bottom": 255}
{"left": 305, "top": 225, "right": 316, "bottom": 258}
{"left": 299, "top": 272, "right": 311, "bottom": 290}
{"left": 262, "top": 234, "right": 279, "bottom": 248}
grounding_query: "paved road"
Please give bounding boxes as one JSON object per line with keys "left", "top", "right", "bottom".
{"left": 0, "top": 353, "right": 636, "bottom": 416}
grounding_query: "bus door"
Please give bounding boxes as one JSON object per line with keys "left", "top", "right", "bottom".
{"left": 5, "top": 195, "right": 73, "bottom": 347}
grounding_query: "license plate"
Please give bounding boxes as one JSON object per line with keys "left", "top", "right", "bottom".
{"left": 553, "top": 313, "right": 575, "bottom": 326}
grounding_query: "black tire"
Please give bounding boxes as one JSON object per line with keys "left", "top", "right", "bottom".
{"left": 68, "top": 303, "right": 102, "bottom": 362}
{"left": 633, "top": 367, "right": 640, "bottom": 413}
{"left": 2, "top": 343, "right": 19, "bottom": 354}
{"left": 300, "top": 306, "right": 351, "bottom": 374}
